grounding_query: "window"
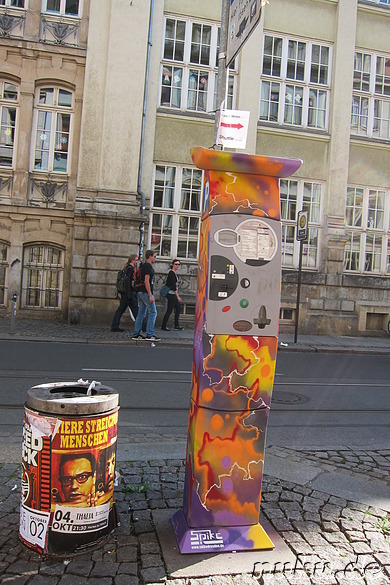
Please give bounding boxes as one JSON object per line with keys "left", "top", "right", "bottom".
{"left": 0, "top": 243, "right": 8, "bottom": 305}
{"left": 150, "top": 165, "right": 203, "bottom": 260}
{"left": 32, "top": 87, "right": 72, "bottom": 173}
{"left": 260, "top": 34, "right": 331, "bottom": 130}
{"left": 42, "top": 0, "right": 80, "bottom": 16}
{"left": 344, "top": 187, "right": 390, "bottom": 274}
{"left": 361, "top": 0, "right": 390, "bottom": 6}
{"left": 351, "top": 51, "right": 390, "bottom": 139}
{"left": 0, "top": 0, "right": 25, "bottom": 6}
{"left": 22, "top": 245, "right": 64, "bottom": 309}
{"left": 0, "top": 81, "right": 18, "bottom": 168}
{"left": 160, "top": 15, "right": 237, "bottom": 113}
{"left": 280, "top": 179, "right": 323, "bottom": 268}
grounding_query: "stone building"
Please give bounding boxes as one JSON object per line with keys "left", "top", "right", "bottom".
{"left": 0, "top": 0, "right": 389, "bottom": 335}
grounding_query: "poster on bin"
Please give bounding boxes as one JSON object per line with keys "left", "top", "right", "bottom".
{"left": 20, "top": 407, "right": 118, "bottom": 554}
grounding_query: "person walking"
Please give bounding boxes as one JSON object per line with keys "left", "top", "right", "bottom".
{"left": 161, "top": 259, "right": 183, "bottom": 331}
{"left": 111, "top": 254, "right": 138, "bottom": 332}
{"left": 132, "top": 250, "right": 160, "bottom": 342}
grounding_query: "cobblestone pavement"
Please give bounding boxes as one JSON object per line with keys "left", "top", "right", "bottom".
{"left": 1, "top": 451, "right": 389, "bottom": 585}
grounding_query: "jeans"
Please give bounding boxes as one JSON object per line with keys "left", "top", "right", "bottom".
{"left": 161, "top": 293, "right": 181, "bottom": 329}
{"left": 111, "top": 292, "right": 138, "bottom": 330}
{"left": 134, "top": 292, "right": 157, "bottom": 337}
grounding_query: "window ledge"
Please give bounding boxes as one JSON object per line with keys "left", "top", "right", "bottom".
{"left": 350, "top": 135, "right": 390, "bottom": 148}
{"left": 157, "top": 107, "right": 215, "bottom": 123}
{"left": 258, "top": 123, "right": 330, "bottom": 142}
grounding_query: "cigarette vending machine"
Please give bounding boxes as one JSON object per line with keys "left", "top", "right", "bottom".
{"left": 172, "top": 148, "right": 302, "bottom": 554}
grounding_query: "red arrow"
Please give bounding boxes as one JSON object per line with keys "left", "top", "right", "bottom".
{"left": 220, "top": 122, "right": 244, "bottom": 130}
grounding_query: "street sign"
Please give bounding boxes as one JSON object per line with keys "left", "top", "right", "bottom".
{"left": 297, "top": 210, "right": 308, "bottom": 241}
{"left": 216, "top": 109, "right": 250, "bottom": 149}
{"left": 227, "top": 0, "right": 268, "bottom": 66}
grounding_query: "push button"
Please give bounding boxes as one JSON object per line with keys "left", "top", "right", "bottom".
{"left": 240, "top": 299, "right": 249, "bottom": 309}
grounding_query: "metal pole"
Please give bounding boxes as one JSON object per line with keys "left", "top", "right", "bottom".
{"left": 294, "top": 240, "right": 303, "bottom": 344}
{"left": 213, "top": 0, "right": 230, "bottom": 147}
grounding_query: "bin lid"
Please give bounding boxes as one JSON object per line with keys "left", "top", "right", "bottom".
{"left": 26, "top": 381, "right": 119, "bottom": 416}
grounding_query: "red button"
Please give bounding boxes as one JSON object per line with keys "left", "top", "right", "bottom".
{"left": 222, "top": 306, "right": 231, "bottom": 312}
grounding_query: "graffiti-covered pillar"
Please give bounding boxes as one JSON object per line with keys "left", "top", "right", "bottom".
{"left": 172, "top": 148, "right": 302, "bottom": 554}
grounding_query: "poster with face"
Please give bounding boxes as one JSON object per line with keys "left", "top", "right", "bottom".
{"left": 19, "top": 408, "right": 118, "bottom": 554}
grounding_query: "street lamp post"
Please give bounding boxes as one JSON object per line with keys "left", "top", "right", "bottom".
{"left": 213, "top": 0, "right": 230, "bottom": 148}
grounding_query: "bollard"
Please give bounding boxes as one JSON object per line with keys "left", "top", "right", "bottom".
{"left": 19, "top": 380, "right": 119, "bottom": 555}
{"left": 10, "top": 292, "right": 17, "bottom": 334}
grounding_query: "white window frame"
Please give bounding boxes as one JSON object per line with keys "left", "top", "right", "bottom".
{"left": 280, "top": 178, "right": 323, "bottom": 269}
{"left": 22, "top": 244, "right": 64, "bottom": 309}
{"left": 31, "top": 86, "right": 73, "bottom": 174}
{"left": 160, "top": 14, "right": 237, "bottom": 114}
{"left": 351, "top": 50, "right": 390, "bottom": 140}
{"left": 0, "top": 0, "right": 26, "bottom": 7}
{"left": 259, "top": 33, "right": 332, "bottom": 131}
{"left": 344, "top": 186, "right": 390, "bottom": 274}
{"left": 0, "top": 80, "right": 18, "bottom": 168}
{"left": 149, "top": 164, "right": 203, "bottom": 261}
{"left": 41, "top": 0, "right": 82, "bottom": 17}
{"left": 360, "top": 0, "right": 390, "bottom": 6}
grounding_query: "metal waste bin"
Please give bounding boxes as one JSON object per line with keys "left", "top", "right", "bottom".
{"left": 19, "top": 381, "right": 119, "bottom": 555}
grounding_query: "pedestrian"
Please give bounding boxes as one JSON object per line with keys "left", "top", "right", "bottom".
{"left": 111, "top": 254, "right": 138, "bottom": 332}
{"left": 161, "top": 259, "right": 183, "bottom": 331}
{"left": 132, "top": 250, "right": 160, "bottom": 342}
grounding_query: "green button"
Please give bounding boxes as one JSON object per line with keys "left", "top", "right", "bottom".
{"left": 240, "top": 299, "right": 249, "bottom": 308}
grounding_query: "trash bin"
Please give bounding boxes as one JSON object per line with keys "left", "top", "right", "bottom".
{"left": 19, "top": 380, "right": 119, "bottom": 555}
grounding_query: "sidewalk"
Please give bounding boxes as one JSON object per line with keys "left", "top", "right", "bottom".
{"left": 0, "top": 317, "right": 389, "bottom": 584}
{"left": 1, "top": 316, "right": 390, "bottom": 354}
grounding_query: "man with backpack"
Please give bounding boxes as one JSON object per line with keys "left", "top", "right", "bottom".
{"left": 111, "top": 254, "right": 138, "bottom": 332}
{"left": 132, "top": 250, "right": 160, "bottom": 342}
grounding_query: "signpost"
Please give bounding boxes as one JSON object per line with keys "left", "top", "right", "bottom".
{"left": 294, "top": 211, "right": 308, "bottom": 343}
{"left": 227, "top": 0, "right": 268, "bottom": 66}
{"left": 216, "top": 109, "right": 250, "bottom": 149}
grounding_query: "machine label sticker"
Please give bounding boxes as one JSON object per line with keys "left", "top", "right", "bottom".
{"left": 190, "top": 529, "right": 224, "bottom": 550}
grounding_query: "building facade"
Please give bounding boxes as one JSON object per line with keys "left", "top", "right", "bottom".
{"left": 0, "top": 0, "right": 389, "bottom": 335}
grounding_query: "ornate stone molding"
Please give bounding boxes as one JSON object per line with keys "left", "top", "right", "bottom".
{"left": 0, "top": 11, "right": 25, "bottom": 37}
{"left": 30, "top": 178, "right": 68, "bottom": 207}
{"left": 41, "top": 16, "right": 79, "bottom": 45}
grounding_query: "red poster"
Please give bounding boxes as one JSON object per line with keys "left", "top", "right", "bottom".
{"left": 19, "top": 407, "right": 118, "bottom": 554}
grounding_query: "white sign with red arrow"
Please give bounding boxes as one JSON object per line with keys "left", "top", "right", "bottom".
{"left": 216, "top": 109, "right": 250, "bottom": 150}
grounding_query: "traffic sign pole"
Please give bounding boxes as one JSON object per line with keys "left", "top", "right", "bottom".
{"left": 213, "top": 0, "right": 230, "bottom": 148}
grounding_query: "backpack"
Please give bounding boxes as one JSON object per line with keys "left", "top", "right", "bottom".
{"left": 133, "top": 263, "right": 144, "bottom": 291}
{"left": 116, "top": 269, "right": 127, "bottom": 296}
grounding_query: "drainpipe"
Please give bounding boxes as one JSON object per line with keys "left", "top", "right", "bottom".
{"left": 137, "top": 0, "right": 154, "bottom": 260}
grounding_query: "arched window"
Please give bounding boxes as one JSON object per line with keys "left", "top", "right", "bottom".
{"left": 32, "top": 87, "right": 73, "bottom": 173}
{"left": 22, "top": 244, "right": 64, "bottom": 309}
{"left": 0, "top": 80, "right": 18, "bottom": 168}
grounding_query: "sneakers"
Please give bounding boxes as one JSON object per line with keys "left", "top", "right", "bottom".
{"left": 161, "top": 327, "right": 171, "bottom": 331}
{"left": 145, "top": 335, "right": 161, "bottom": 342}
{"left": 111, "top": 327, "right": 124, "bottom": 332}
{"left": 174, "top": 326, "right": 184, "bottom": 330}
{"left": 132, "top": 333, "right": 145, "bottom": 340}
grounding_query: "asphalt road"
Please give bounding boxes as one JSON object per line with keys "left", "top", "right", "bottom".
{"left": 1, "top": 340, "right": 390, "bottom": 453}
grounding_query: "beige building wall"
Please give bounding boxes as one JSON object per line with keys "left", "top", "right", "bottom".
{"left": 0, "top": 0, "right": 87, "bottom": 320}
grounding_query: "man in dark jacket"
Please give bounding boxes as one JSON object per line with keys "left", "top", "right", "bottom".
{"left": 111, "top": 254, "right": 138, "bottom": 332}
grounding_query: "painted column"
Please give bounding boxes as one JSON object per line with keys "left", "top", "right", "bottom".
{"left": 172, "top": 147, "right": 302, "bottom": 554}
